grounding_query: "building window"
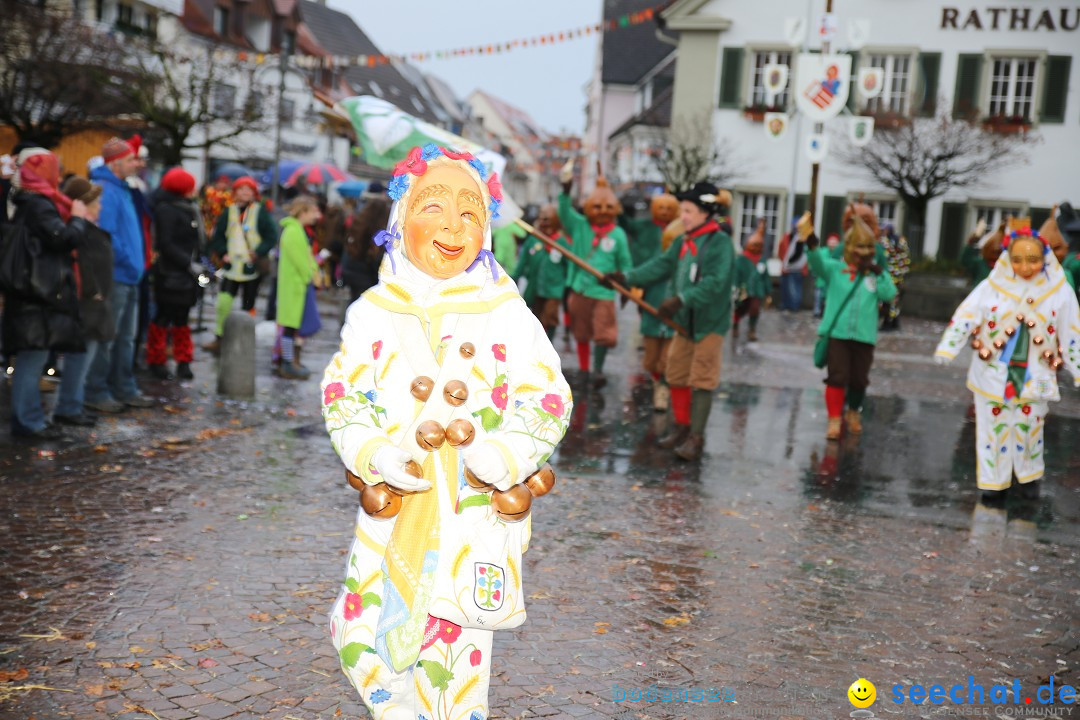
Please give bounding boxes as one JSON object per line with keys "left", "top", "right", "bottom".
{"left": 748, "top": 50, "right": 792, "bottom": 109}
{"left": 864, "top": 54, "right": 912, "bottom": 114}
{"left": 987, "top": 56, "right": 1037, "bottom": 120}
{"left": 144, "top": 11, "right": 157, "bottom": 37}
{"left": 280, "top": 98, "right": 295, "bottom": 128}
{"left": 970, "top": 202, "right": 1027, "bottom": 230}
{"left": 116, "top": 2, "right": 133, "bottom": 28}
{"left": 213, "top": 6, "right": 229, "bottom": 36}
{"left": 738, "top": 192, "right": 782, "bottom": 249}
{"left": 211, "top": 83, "right": 235, "bottom": 117}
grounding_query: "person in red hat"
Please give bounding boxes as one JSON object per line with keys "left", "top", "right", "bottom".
{"left": 147, "top": 168, "right": 204, "bottom": 380}
{"left": 203, "top": 175, "right": 277, "bottom": 354}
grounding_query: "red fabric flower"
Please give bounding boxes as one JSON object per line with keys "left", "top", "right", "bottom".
{"left": 438, "top": 619, "right": 462, "bottom": 645}
{"left": 492, "top": 343, "right": 506, "bottom": 362}
{"left": 991, "top": 306, "right": 997, "bottom": 312}
{"left": 393, "top": 147, "right": 427, "bottom": 177}
{"left": 372, "top": 340, "right": 383, "bottom": 360}
{"left": 323, "top": 382, "right": 345, "bottom": 406}
{"left": 342, "top": 593, "right": 364, "bottom": 621}
{"left": 540, "top": 393, "right": 565, "bottom": 417}
{"left": 441, "top": 147, "right": 474, "bottom": 162}
{"left": 1022, "top": 405, "right": 1031, "bottom": 415}
{"left": 487, "top": 173, "right": 503, "bottom": 202}
{"left": 491, "top": 384, "right": 508, "bottom": 411}
{"left": 469, "top": 648, "right": 483, "bottom": 667}
{"left": 987, "top": 321, "right": 996, "bottom": 329}
{"left": 991, "top": 407, "right": 1002, "bottom": 416}
{"left": 1048, "top": 325, "right": 1055, "bottom": 335}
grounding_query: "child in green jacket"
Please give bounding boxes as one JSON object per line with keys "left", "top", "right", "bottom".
{"left": 805, "top": 210, "right": 897, "bottom": 440}
{"left": 733, "top": 221, "right": 771, "bottom": 342}
{"left": 275, "top": 197, "right": 322, "bottom": 380}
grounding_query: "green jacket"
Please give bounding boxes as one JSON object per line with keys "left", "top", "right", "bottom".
{"left": 1062, "top": 253, "right": 1079, "bottom": 290}
{"left": 626, "top": 225, "right": 735, "bottom": 341}
{"left": 619, "top": 215, "right": 671, "bottom": 337}
{"left": 210, "top": 200, "right": 278, "bottom": 259}
{"left": 960, "top": 244, "right": 992, "bottom": 286}
{"left": 735, "top": 254, "right": 771, "bottom": 299}
{"left": 492, "top": 223, "right": 526, "bottom": 276}
{"left": 808, "top": 247, "right": 897, "bottom": 345}
{"left": 558, "top": 193, "right": 633, "bottom": 300}
{"left": 513, "top": 232, "right": 572, "bottom": 303}
{"left": 275, "top": 217, "right": 318, "bottom": 329}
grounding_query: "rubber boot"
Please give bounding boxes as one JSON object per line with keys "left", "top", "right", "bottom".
{"left": 844, "top": 408, "right": 863, "bottom": 434}
{"left": 675, "top": 389, "right": 713, "bottom": 461}
{"left": 658, "top": 423, "right": 690, "bottom": 450}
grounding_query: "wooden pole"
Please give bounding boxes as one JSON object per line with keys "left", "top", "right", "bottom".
{"left": 513, "top": 219, "right": 690, "bottom": 338}
{"left": 808, "top": 0, "right": 835, "bottom": 224}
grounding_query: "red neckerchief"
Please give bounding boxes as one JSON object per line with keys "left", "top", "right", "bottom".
{"left": 591, "top": 222, "right": 616, "bottom": 247}
{"left": 743, "top": 249, "right": 763, "bottom": 263}
{"left": 680, "top": 220, "right": 720, "bottom": 258}
{"left": 845, "top": 264, "right": 862, "bottom": 281}
{"left": 652, "top": 218, "right": 669, "bottom": 228}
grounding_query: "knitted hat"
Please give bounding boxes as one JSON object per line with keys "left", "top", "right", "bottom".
{"left": 102, "top": 137, "right": 134, "bottom": 163}
{"left": 232, "top": 175, "right": 258, "bottom": 194}
{"left": 676, "top": 181, "right": 726, "bottom": 214}
{"left": 61, "top": 176, "right": 103, "bottom": 204}
{"left": 161, "top": 167, "right": 196, "bottom": 197}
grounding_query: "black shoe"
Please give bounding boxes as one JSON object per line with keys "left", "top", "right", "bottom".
{"left": 1015, "top": 480, "right": 1040, "bottom": 500}
{"left": 12, "top": 424, "right": 65, "bottom": 441}
{"left": 53, "top": 413, "right": 98, "bottom": 427}
{"left": 149, "top": 364, "right": 174, "bottom": 380}
{"left": 176, "top": 362, "right": 194, "bottom": 380}
{"left": 980, "top": 488, "right": 1007, "bottom": 507}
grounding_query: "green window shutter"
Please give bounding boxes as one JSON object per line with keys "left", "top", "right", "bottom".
{"left": 1030, "top": 206, "right": 1052, "bottom": 231}
{"left": 952, "top": 54, "right": 983, "bottom": 119}
{"left": 1039, "top": 56, "right": 1071, "bottom": 123}
{"left": 846, "top": 52, "right": 858, "bottom": 112}
{"left": 821, "top": 195, "right": 846, "bottom": 240}
{"left": 718, "top": 47, "right": 744, "bottom": 109}
{"left": 916, "top": 52, "right": 941, "bottom": 117}
{"left": 793, "top": 194, "right": 809, "bottom": 218}
{"left": 939, "top": 202, "right": 967, "bottom": 260}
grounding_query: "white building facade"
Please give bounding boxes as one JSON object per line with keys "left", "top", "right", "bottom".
{"left": 662, "top": 0, "right": 1078, "bottom": 258}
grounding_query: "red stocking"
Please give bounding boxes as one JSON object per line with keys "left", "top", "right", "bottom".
{"left": 146, "top": 323, "right": 168, "bottom": 366}
{"left": 825, "top": 385, "right": 845, "bottom": 418}
{"left": 576, "top": 341, "right": 590, "bottom": 372}
{"left": 670, "top": 386, "right": 692, "bottom": 425}
{"left": 172, "top": 325, "right": 193, "bottom": 363}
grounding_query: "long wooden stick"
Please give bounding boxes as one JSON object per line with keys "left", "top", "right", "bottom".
{"left": 513, "top": 218, "right": 690, "bottom": 338}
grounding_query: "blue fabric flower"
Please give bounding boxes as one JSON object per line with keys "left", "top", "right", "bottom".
{"left": 421, "top": 144, "right": 442, "bottom": 161}
{"left": 364, "top": 390, "right": 377, "bottom": 403}
{"left": 470, "top": 712, "right": 484, "bottom": 720}
{"left": 370, "top": 688, "right": 391, "bottom": 704}
{"left": 489, "top": 198, "right": 501, "bottom": 220}
{"left": 388, "top": 174, "right": 409, "bottom": 200}
{"left": 468, "top": 158, "right": 487, "bottom": 179}
{"left": 374, "top": 225, "right": 400, "bottom": 273}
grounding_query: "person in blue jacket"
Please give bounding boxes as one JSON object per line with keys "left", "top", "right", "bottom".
{"left": 85, "top": 137, "right": 156, "bottom": 413}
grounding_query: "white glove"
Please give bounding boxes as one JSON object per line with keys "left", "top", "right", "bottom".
{"left": 372, "top": 445, "right": 431, "bottom": 492}
{"left": 973, "top": 217, "right": 987, "bottom": 238}
{"left": 462, "top": 443, "right": 512, "bottom": 491}
{"left": 559, "top": 158, "right": 575, "bottom": 185}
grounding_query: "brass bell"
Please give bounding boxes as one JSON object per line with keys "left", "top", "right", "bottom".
{"left": 346, "top": 469, "right": 365, "bottom": 492}
{"left": 1051, "top": 357, "right": 1064, "bottom": 370}
{"left": 978, "top": 348, "right": 993, "bottom": 361}
{"left": 524, "top": 463, "right": 556, "bottom": 497}
{"left": 1033, "top": 335, "right": 1045, "bottom": 345}
{"left": 491, "top": 484, "right": 532, "bottom": 522}
{"left": 361, "top": 483, "right": 403, "bottom": 518}
{"left": 464, "top": 467, "right": 493, "bottom": 492}
{"left": 445, "top": 418, "right": 476, "bottom": 447}
{"left": 459, "top": 342, "right": 475, "bottom": 359}
{"left": 416, "top": 420, "right": 446, "bottom": 451}
{"left": 1016, "top": 313, "right": 1025, "bottom": 323}
{"left": 1026, "top": 297, "right": 1035, "bottom": 304}
{"left": 1004, "top": 326, "right": 1015, "bottom": 337}
{"left": 970, "top": 326, "right": 980, "bottom": 336}
{"left": 1026, "top": 319, "right": 1036, "bottom": 329}
{"left": 411, "top": 376, "right": 434, "bottom": 402}
{"left": 971, "top": 338, "right": 983, "bottom": 350}
{"left": 992, "top": 338, "right": 1006, "bottom": 350}
{"left": 1042, "top": 349, "right": 1054, "bottom": 361}
{"left": 443, "top": 380, "right": 469, "bottom": 407}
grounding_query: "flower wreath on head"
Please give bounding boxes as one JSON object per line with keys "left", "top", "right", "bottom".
{"left": 375, "top": 143, "right": 504, "bottom": 279}
{"left": 1001, "top": 226, "right": 1050, "bottom": 254}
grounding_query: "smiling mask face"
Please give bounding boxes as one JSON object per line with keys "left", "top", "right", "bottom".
{"left": 403, "top": 163, "right": 486, "bottom": 279}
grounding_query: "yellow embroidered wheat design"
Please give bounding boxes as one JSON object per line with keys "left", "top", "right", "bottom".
{"left": 453, "top": 675, "right": 480, "bottom": 705}
{"left": 471, "top": 365, "right": 489, "bottom": 384}
{"left": 535, "top": 361, "right": 555, "bottom": 383}
{"left": 507, "top": 555, "right": 520, "bottom": 590}
{"left": 361, "top": 665, "right": 380, "bottom": 689}
{"left": 418, "top": 681, "right": 433, "bottom": 712}
{"left": 386, "top": 283, "right": 412, "bottom": 302}
{"left": 513, "top": 383, "right": 543, "bottom": 394}
{"left": 451, "top": 545, "right": 471, "bottom": 577}
{"left": 441, "top": 284, "right": 481, "bottom": 296}
{"left": 359, "top": 569, "right": 381, "bottom": 593}
{"left": 378, "top": 352, "right": 398, "bottom": 382}
{"left": 347, "top": 363, "right": 369, "bottom": 384}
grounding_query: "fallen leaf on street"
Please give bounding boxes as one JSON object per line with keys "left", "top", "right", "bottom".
{"left": 0, "top": 668, "right": 29, "bottom": 682}
{"left": 196, "top": 658, "right": 219, "bottom": 669}
{"left": 248, "top": 612, "right": 272, "bottom": 623}
{"left": 662, "top": 614, "right": 691, "bottom": 627}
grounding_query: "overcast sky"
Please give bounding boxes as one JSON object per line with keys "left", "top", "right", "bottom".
{"left": 328, "top": 0, "right": 602, "bottom": 135}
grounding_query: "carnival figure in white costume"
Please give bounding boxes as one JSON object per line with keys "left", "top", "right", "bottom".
{"left": 321, "top": 145, "right": 573, "bottom": 720}
{"left": 935, "top": 225, "right": 1080, "bottom": 498}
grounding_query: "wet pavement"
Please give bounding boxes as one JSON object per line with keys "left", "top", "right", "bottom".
{"left": 1, "top": 294, "right": 1078, "bottom": 720}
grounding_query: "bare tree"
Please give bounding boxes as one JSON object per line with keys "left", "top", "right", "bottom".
{"left": 651, "top": 111, "right": 737, "bottom": 193}
{"left": 0, "top": 3, "right": 131, "bottom": 148}
{"left": 837, "top": 105, "right": 1038, "bottom": 246}
{"left": 122, "top": 39, "right": 269, "bottom": 166}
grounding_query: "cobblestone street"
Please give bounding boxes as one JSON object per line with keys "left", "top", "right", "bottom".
{"left": 2, "top": 299, "right": 1078, "bottom": 720}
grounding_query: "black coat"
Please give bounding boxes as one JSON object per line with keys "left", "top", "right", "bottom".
{"left": 77, "top": 222, "right": 115, "bottom": 343}
{"left": 151, "top": 191, "right": 202, "bottom": 308}
{"left": 1, "top": 191, "right": 86, "bottom": 353}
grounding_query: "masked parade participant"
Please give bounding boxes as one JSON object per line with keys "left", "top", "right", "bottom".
{"left": 619, "top": 192, "right": 680, "bottom": 410}
{"left": 934, "top": 220, "right": 1080, "bottom": 503}
{"left": 605, "top": 182, "right": 735, "bottom": 461}
{"left": 557, "top": 162, "right": 633, "bottom": 388}
{"left": 513, "top": 204, "right": 571, "bottom": 340}
{"left": 321, "top": 145, "right": 572, "bottom": 719}
{"left": 804, "top": 204, "right": 897, "bottom": 441}
{"left": 732, "top": 219, "right": 771, "bottom": 343}
{"left": 961, "top": 218, "right": 1005, "bottom": 288}
{"left": 203, "top": 176, "right": 277, "bottom": 354}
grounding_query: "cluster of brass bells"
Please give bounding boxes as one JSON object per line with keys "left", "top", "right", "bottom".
{"left": 970, "top": 312, "right": 1064, "bottom": 368}
{"left": 410, "top": 377, "right": 470, "bottom": 407}
{"left": 347, "top": 460, "right": 424, "bottom": 519}
{"left": 466, "top": 463, "right": 557, "bottom": 522}
{"left": 415, "top": 418, "right": 476, "bottom": 451}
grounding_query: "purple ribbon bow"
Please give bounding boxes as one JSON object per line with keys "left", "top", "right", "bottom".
{"left": 373, "top": 225, "right": 399, "bottom": 274}
{"left": 467, "top": 248, "right": 499, "bottom": 282}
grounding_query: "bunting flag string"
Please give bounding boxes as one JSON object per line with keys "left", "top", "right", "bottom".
{"left": 214, "top": 6, "right": 662, "bottom": 70}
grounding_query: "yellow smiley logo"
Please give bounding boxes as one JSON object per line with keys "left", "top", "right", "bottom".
{"left": 848, "top": 678, "right": 876, "bottom": 708}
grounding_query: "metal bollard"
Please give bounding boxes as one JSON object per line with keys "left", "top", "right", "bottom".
{"left": 217, "top": 312, "right": 256, "bottom": 399}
